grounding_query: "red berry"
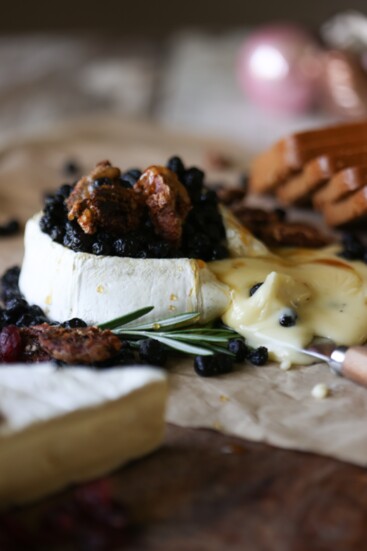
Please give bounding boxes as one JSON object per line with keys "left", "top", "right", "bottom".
{"left": 0, "top": 325, "right": 22, "bottom": 362}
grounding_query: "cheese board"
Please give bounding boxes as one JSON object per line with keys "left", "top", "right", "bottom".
{"left": 1, "top": 117, "right": 367, "bottom": 548}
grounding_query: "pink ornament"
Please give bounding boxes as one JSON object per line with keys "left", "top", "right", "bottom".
{"left": 237, "top": 24, "right": 322, "bottom": 114}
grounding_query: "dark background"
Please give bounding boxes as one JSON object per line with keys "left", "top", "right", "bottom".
{"left": 3, "top": 0, "right": 367, "bottom": 33}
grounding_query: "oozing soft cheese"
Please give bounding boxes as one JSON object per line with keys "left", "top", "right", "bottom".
{"left": 0, "top": 364, "right": 167, "bottom": 507}
{"left": 210, "top": 246, "right": 367, "bottom": 366}
{"left": 19, "top": 214, "right": 231, "bottom": 325}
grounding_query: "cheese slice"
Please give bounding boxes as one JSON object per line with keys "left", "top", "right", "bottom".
{"left": 219, "top": 204, "right": 270, "bottom": 258}
{"left": 0, "top": 364, "right": 167, "bottom": 508}
{"left": 19, "top": 214, "right": 231, "bottom": 325}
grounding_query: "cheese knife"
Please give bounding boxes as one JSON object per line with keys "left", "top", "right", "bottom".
{"left": 295, "top": 339, "right": 367, "bottom": 387}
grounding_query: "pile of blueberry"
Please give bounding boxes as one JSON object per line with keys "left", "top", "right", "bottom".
{"left": 39, "top": 156, "right": 229, "bottom": 262}
{"left": 194, "top": 339, "right": 268, "bottom": 377}
{"left": 0, "top": 267, "right": 49, "bottom": 329}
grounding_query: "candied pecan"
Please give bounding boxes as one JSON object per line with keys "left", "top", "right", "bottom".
{"left": 257, "top": 222, "right": 328, "bottom": 248}
{"left": 134, "top": 165, "right": 191, "bottom": 245}
{"left": 19, "top": 325, "right": 52, "bottom": 362}
{"left": 20, "top": 324, "right": 122, "bottom": 364}
{"left": 231, "top": 205, "right": 281, "bottom": 230}
{"left": 67, "top": 161, "right": 143, "bottom": 235}
{"left": 90, "top": 159, "right": 121, "bottom": 180}
{"left": 228, "top": 203, "right": 327, "bottom": 248}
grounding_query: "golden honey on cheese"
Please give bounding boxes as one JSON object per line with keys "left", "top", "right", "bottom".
{"left": 210, "top": 246, "right": 367, "bottom": 366}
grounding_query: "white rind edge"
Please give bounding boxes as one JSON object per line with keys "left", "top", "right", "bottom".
{"left": 0, "top": 364, "right": 167, "bottom": 507}
{"left": 19, "top": 214, "right": 231, "bottom": 325}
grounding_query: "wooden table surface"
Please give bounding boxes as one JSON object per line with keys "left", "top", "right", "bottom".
{"left": 1, "top": 425, "right": 367, "bottom": 550}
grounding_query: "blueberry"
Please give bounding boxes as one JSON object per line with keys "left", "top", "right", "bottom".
{"left": 63, "top": 222, "right": 92, "bottom": 253}
{"left": 199, "top": 189, "right": 217, "bottom": 205}
{"left": 96, "top": 345, "right": 136, "bottom": 368}
{"left": 44, "top": 193, "right": 65, "bottom": 210}
{"left": 40, "top": 213, "right": 53, "bottom": 233}
{"left": 137, "top": 249, "right": 148, "bottom": 259}
{"left": 113, "top": 237, "right": 136, "bottom": 257}
{"left": 188, "top": 233, "right": 212, "bottom": 260}
{"left": 279, "top": 308, "right": 297, "bottom": 327}
{"left": 1, "top": 267, "right": 22, "bottom": 305}
{"left": 50, "top": 225, "right": 65, "bottom": 243}
{"left": 167, "top": 156, "right": 185, "bottom": 179}
{"left": 92, "top": 177, "right": 113, "bottom": 188}
{"left": 120, "top": 169, "right": 142, "bottom": 187}
{"left": 205, "top": 222, "right": 224, "bottom": 242}
{"left": 247, "top": 346, "right": 268, "bottom": 366}
{"left": 63, "top": 160, "right": 80, "bottom": 176}
{"left": 6, "top": 297, "right": 28, "bottom": 315}
{"left": 62, "top": 318, "right": 87, "bottom": 328}
{"left": 209, "top": 244, "right": 228, "bottom": 261}
{"left": 249, "top": 282, "right": 263, "bottom": 297}
{"left": 15, "top": 312, "right": 35, "bottom": 327}
{"left": 139, "top": 338, "right": 167, "bottom": 366}
{"left": 118, "top": 178, "right": 134, "bottom": 188}
{"left": 92, "top": 240, "right": 112, "bottom": 256}
{"left": 56, "top": 183, "right": 73, "bottom": 199}
{"left": 29, "top": 316, "right": 48, "bottom": 326}
{"left": 0, "top": 315, "right": 5, "bottom": 331}
{"left": 0, "top": 219, "right": 20, "bottom": 237}
{"left": 28, "top": 304, "right": 46, "bottom": 318}
{"left": 183, "top": 167, "right": 204, "bottom": 202}
{"left": 114, "top": 238, "right": 126, "bottom": 256}
{"left": 148, "top": 241, "right": 172, "bottom": 258}
{"left": 228, "top": 338, "right": 248, "bottom": 362}
{"left": 1, "top": 266, "right": 20, "bottom": 289}
{"left": 194, "top": 353, "right": 233, "bottom": 377}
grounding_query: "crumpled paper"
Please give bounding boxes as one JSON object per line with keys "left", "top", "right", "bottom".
{"left": 2, "top": 116, "right": 367, "bottom": 467}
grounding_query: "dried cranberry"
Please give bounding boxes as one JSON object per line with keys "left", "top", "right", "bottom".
{"left": 0, "top": 325, "right": 22, "bottom": 362}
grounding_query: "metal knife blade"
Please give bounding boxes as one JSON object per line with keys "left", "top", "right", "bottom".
{"left": 281, "top": 337, "right": 367, "bottom": 387}
{"left": 298, "top": 338, "right": 347, "bottom": 376}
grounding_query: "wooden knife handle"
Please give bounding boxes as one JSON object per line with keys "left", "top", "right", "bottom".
{"left": 341, "top": 347, "right": 367, "bottom": 387}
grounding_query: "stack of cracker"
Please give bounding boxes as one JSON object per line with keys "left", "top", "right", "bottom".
{"left": 250, "top": 120, "right": 367, "bottom": 226}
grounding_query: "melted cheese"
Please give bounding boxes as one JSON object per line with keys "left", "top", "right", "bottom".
{"left": 210, "top": 246, "right": 367, "bottom": 366}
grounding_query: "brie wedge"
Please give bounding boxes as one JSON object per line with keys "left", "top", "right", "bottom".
{"left": 19, "top": 214, "right": 231, "bottom": 325}
{"left": 0, "top": 364, "right": 167, "bottom": 508}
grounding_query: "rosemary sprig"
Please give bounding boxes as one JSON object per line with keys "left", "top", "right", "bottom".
{"left": 99, "top": 307, "right": 240, "bottom": 357}
{"left": 98, "top": 306, "right": 154, "bottom": 330}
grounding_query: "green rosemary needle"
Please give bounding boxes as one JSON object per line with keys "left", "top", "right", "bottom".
{"left": 98, "top": 307, "right": 240, "bottom": 357}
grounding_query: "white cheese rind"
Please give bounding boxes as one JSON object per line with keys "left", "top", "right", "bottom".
{"left": 0, "top": 364, "right": 167, "bottom": 507}
{"left": 19, "top": 214, "right": 230, "bottom": 325}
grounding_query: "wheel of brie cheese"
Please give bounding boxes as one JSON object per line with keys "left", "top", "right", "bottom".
{"left": 19, "top": 213, "right": 231, "bottom": 325}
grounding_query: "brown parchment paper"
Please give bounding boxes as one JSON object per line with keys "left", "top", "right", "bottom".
{"left": 2, "top": 116, "right": 367, "bottom": 467}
